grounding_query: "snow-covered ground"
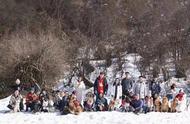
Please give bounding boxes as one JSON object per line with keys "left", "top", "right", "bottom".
{"left": 1, "top": 95, "right": 190, "bottom": 124}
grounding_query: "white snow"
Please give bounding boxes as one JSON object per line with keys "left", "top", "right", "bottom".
{"left": 0, "top": 96, "right": 190, "bottom": 124}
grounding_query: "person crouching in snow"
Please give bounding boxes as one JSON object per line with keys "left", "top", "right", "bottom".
{"left": 95, "top": 93, "right": 108, "bottom": 111}
{"left": 74, "top": 76, "right": 86, "bottom": 105}
{"left": 25, "top": 88, "right": 39, "bottom": 112}
{"left": 83, "top": 97, "right": 96, "bottom": 112}
{"left": 175, "top": 89, "right": 186, "bottom": 112}
{"left": 130, "top": 94, "right": 143, "bottom": 114}
{"left": 7, "top": 90, "right": 23, "bottom": 112}
{"left": 119, "top": 96, "right": 131, "bottom": 112}
{"left": 143, "top": 96, "right": 154, "bottom": 113}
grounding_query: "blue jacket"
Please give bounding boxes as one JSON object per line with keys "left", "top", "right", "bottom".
{"left": 151, "top": 83, "right": 161, "bottom": 95}
{"left": 130, "top": 99, "right": 143, "bottom": 109}
{"left": 95, "top": 97, "right": 108, "bottom": 111}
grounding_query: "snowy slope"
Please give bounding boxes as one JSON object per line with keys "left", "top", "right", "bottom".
{"left": 1, "top": 96, "right": 190, "bottom": 124}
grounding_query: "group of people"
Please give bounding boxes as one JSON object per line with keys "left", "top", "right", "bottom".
{"left": 7, "top": 72, "right": 188, "bottom": 115}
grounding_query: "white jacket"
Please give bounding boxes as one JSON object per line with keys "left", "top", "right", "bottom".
{"left": 134, "top": 81, "right": 148, "bottom": 99}
{"left": 75, "top": 81, "right": 86, "bottom": 103}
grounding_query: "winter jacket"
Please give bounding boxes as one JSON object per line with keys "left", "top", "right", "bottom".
{"left": 95, "top": 97, "right": 108, "bottom": 111}
{"left": 9, "top": 94, "right": 22, "bottom": 108}
{"left": 151, "top": 83, "right": 161, "bottom": 95}
{"left": 83, "top": 101, "right": 96, "bottom": 111}
{"left": 121, "top": 78, "right": 133, "bottom": 95}
{"left": 176, "top": 93, "right": 184, "bottom": 101}
{"left": 134, "top": 81, "right": 148, "bottom": 99}
{"left": 59, "top": 96, "right": 68, "bottom": 112}
{"left": 74, "top": 81, "right": 86, "bottom": 103}
{"left": 25, "top": 92, "right": 39, "bottom": 104}
{"left": 111, "top": 83, "right": 122, "bottom": 100}
{"left": 130, "top": 99, "right": 143, "bottom": 110}
{"left": 94, "top": 76, "right": 108, "bottom": 95}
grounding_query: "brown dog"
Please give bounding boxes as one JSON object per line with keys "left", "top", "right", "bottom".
{"left": 68, "top": 94, "right": 83, "bottom": 115}
{"left": 170, "top": 97, "right": 178, "bottom": 112}
{"left": 161, "top": 97, "right": 169, "bottom": 112}
{"left": 108, "top": 99, "right": 115, "bottom": 111}
{"left": 154, "top": 97, "right": 161, "bottom": 112}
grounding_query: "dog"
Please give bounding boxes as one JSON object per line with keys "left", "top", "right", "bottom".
{"left": 67, "top": 94, "right": 83, "bottom": 115}
{"left": 154, "top": 97, "right": 161, "bottom": 112}
{"left": 108, "top": 99, "right": 115, "bottom": 111}
{"left": 170, "top": 97, "right": 178, "bottom": 112}
{"left": 161, "top": 97, "right": 169, "bottom": 112}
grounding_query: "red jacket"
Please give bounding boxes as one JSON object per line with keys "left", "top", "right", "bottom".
{"left": 175, "top": 93, "right": 184, "bottom": 101}
{"left": 25, "top": 92, "right": 39, "bottom": 104}
{"left": 94, "top": 76, "right": 108, "bottom": 95}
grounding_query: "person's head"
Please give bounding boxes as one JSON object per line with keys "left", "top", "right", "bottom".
{"left": 99, "top": 93, "right": 104, "bottom": 98}
{"left": 78, "top": 76, "right": 83, "bottom": 82}
{"left": 14, "top": 90, "right": 20, "bottom": 96}
{"left": 42, "top": 89, "right": 47, "bottom": 95}
{"left": 99, "top": 72, "right": 105, "bottom": 79}
{"left": 145, "top": 96, "right": 150, "bottom": 101}
{"left": 60, "top": 91, "right": 65, "bottom": 97}
{"left": 139, "top": 76, "right": 144, "bottom": 82}
{"left": 179, "top": 89, "right": 184, "bottom": 93}
{"left": 15, "top": 79, "right": 20, "bottom": 85}
{"left": 171, "top": 83, "right": 176, "bottom": 90}
{"left": 125, "top": 72, "right": 130, "bottom": 78}
{"left": 30, "top": 88, "right": 35, "bottom": 93}
{"left": 133, "top": 94, "right": 139, "bottom": 100}
{"left": 115, "top": 78, "right": 120, "bottom": 85}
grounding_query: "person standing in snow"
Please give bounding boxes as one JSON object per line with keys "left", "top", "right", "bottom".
{"left": 74, "top": 76, "right": 86, "bottom": 104}
{"left": 159, "top": 80, "right": 167, "bottom": 97}
{"left": 7, "top": 90, "right": 23, "bottom": 112}
{"left": 94, "top": 72, "right": 108, "bottom": 98}
{"left": 121, "top": 72, "right": 133, "bottom": 98}
{"left": 112, "top": 78, "right": 122, "bottom": 100}
{"left": 134, "top": 76, "right": 148, "bottom": 100}
{"left": 166, "top": 83, "right": 177, "bottom": 101}
{"left": 151, "top": 79, "right": 161, "bottom": 100}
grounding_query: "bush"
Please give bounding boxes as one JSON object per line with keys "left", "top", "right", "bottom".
{"left": 0, "top": 29, "right": 69, "bottom": 89}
